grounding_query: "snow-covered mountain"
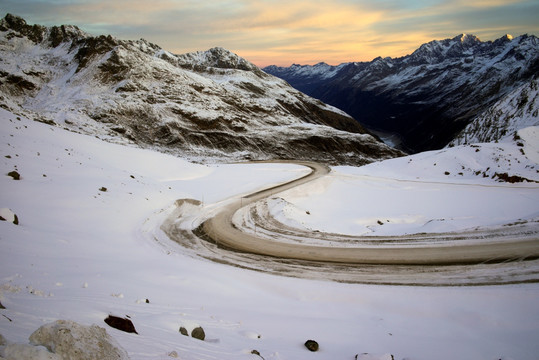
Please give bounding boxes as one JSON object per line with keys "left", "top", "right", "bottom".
{"left": 0, "top": 14, "right": 402, "bottom": 165}
{"left": 449, "top": 77, "right": 539, "bottom": 146}
{"left": 264, "top": 34, "right": 539, "bottom": 153}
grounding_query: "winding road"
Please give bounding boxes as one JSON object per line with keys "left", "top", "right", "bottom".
{"left": 162, "top": 161, "right": 539, "bottom": 285}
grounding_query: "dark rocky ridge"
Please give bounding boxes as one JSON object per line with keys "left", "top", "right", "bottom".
{"left": 264, "top": 34, "right": 539, "bottom": 153}
{"left": 0, "top": 14, "right": 403, "bottom": 165}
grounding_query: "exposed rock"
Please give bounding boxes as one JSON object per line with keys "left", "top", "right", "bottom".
{"left": 104, "top": 315, "right": 138, "bottom": 334}
{"left": 1, "top": 343, "right": 61, "bottom": 360}
{"left": 179, "top": 327, "right": 188, "bottom": 336}
{"left": 0, "top": 208, "right": 18, "bottom": 225}
{"left": 7, "top": 171, "right": 20, "bottom": 180}
{"left": 29, "top": 320, "right": 129, "bottom": 360}
{"left": 191, "top": 326, "right": 205, "bottom": 341}
{"left": 251, "top": 349, "right": 265, "bottom": 359}
{"left": 493, "top": 172, "right": 537, "bottom": 183}
{"left": 0, "top": 301, "right": 5, "bottom": 309}
{"left": 304, "top": 339, "right": 319, "bottom": 352}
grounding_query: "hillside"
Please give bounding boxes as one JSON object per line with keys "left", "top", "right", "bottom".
{"left": 0, "top": 14, "right": 402, "bottom": 165}
{"left": 265, "top": 34, "right": 539, "bottom": 153}
{"left": 449, "top": 77, "right": 539, "bottom": 146}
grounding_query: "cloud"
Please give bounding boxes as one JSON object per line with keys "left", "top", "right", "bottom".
{"left": 2, "top": 0, "right": 538, "bottom": 66}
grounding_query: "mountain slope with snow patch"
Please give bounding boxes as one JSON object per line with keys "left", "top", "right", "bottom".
{"left": 265, "top": 34, "right": 539, "bottom": 153}
{"left": 0, "top": 14, "right": 402, "bottom": 165}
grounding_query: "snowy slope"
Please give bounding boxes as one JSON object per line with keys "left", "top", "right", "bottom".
{"left": 0, "top": 14, "right": 402, "bottom": 166}
{"left": 450, "top": 77, "right": 539, "bottom": 146}
{"left": 2, "top": 105, "right": 539, "bottom": 359}
{"left": 272, "top": 127, "right": 539, "bottom": 237}
{"left": 264, "top": 34, "right": 539, "bottom": 152}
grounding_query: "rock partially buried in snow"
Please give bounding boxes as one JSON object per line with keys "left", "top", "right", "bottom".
{"left": 6, "top": 170, "right": 20, "bottom": 180}
{"left": 304, "top": 339, "right": 319, "bottom": 352}
{"left": 28, "top": 320, "right": 129, "bottom": 360}
{"left": 355, "top": 353, "right": 395, "bottom": 360}
{"left": 191, "top": 326, "right": 205, "bottom": 341}
{"left": 104, "top": 315, "right": 138, "bottom": 334}
{"left": 0, "top": 208, "right": 18, "bottom": 225}
{"left": 1, "top": 342, "right": 61, "bottom": 360}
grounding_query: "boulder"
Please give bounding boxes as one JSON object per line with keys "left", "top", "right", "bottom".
{"left": 191, "top": 327, "right": 205, "bottom": 341}
{"left": 1, "top": 343, "right": 61, "bottom": 360}
{"left": 104, "top": 315, "right": 138, "bottom": 334}
{"left": 29, "top": 320, "right": 129, "bottom": 360}
{"left": 7, "top": 171, "right": 20, "bottom": 180}
{"left": 304, "top": 339, "right": 319, "bottom": 352}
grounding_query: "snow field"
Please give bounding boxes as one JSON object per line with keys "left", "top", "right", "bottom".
{"left": 1, "top": 109, "right": 539, "bottom": 359}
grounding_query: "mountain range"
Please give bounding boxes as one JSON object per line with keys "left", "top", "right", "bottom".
{"left": 264, "top": 34, "right": 539, "bottom": 153}
{"left": 0, "top": 14, "right": 402, "bottom": 166}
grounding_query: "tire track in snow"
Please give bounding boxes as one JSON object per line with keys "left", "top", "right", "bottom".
{"left": 161, "top": 161, "right": 539, "bottom": 285}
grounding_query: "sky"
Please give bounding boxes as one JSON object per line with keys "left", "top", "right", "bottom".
{"left": 2, "top": 0, "right": 539, "bottom": 67}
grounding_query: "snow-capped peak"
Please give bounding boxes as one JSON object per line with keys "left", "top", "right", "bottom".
{"left": 454, "top": 33, "right": 481, "bottom": 43}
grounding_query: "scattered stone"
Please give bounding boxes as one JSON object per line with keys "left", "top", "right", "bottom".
{"left": 179, "top": 326, "right": 188, "bottom": 336}
{"left": 104, "top": 315, "right": 138, "bottom": 334}
{"left": 0, "top": 208, "right": 19, "bottom": 225}
{"left": 29, "top": 320, "right": 129, "bottom": 360}
{"left": 251, "top": 349, "right": 265, "bottom": 359}
{"left": 191, "top": 326, "right": 205, "bottom": 341}
{"left": 0, "top": 300, "right": 5, "bottom": 309}
{"left": 145, "top": 298, "right": 150, "bottom": 303}
{"left": 304, "top": 339, "right": 319, "bottom": 352}
{"left": 7, "top": 170, "right": 20, "bottom": 180}
{"left": 99, "top": 186, "right": 107, "bottom": 192}
{"left": 167, "top": 350, "right": 179, "bottom": 357}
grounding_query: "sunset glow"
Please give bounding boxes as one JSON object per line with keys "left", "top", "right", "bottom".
{"left": 2, "top": 0, "right": 538, "bottom": 66}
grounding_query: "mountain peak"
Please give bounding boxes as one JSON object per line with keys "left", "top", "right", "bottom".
{"left": 1, "top": 13, "right": 87, "bottom": 46}
{"left": 503, "top": 34, "right": 514, "bottom": 41}
{"left": 453, "top": 33, "right": 481, "bottom": 43}
{"left": 176, "top": 46, "right": 259, "bottom": 72}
